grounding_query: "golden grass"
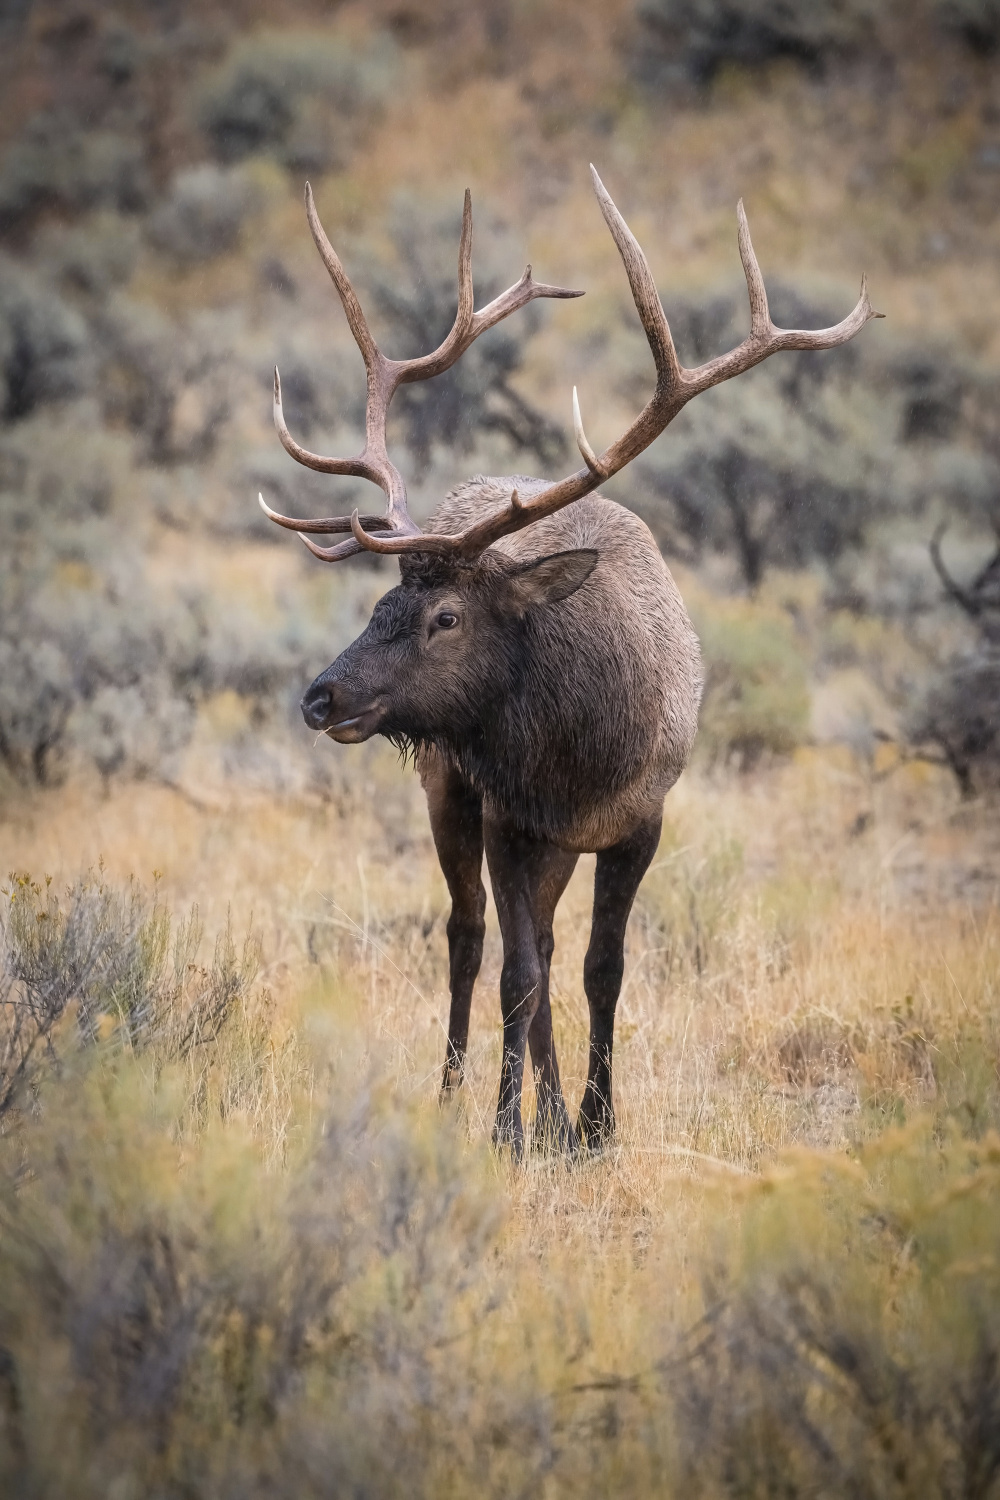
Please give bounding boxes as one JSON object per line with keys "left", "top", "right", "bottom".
{"left": 5, "top": 746, "right": 997, "bottom": 1188}
{"left": 2, "top": 750, "right": 998, "bottom": 1495}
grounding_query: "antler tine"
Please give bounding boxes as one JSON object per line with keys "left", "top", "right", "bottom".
{"left": 305, "top": 182, "right": 381, "bottom": 372}
{"left": 259, "top": 184, "right": 585, "bottom": 559}
{"left": 298, "top": 530, "right": 370, "bottom": 562}
{"left": 684, "top": 205, "right": 884, "bottom": 396}
{"left": 736, "top": 199, "right": 771, "bottom": 339}
{"left": 589, "top": 164, "right": 682, "bottom": 392}
{"left": 258, "top": 494, "right": 390, "bottom": 536}
{"left": 345, "top": 169, "right": 884, "bottom": 565}
{"left": 389, "top": 189, "right": 475, "bottom": 384}
{"left": 389, "top": 193, "right": 584, "bottom": 384}
{"left": 271, "top": 368, "right": 388, "bottom": 488}
{"left": 573, "top": 386, "right": 606, "bottom": 478}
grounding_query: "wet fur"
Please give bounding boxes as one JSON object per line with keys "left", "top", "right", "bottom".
{"left": 414, "top": 476, "right": 703, "bottom": 851}
{"left": 304, "top": 474, "right": 704, "bottom": 1150}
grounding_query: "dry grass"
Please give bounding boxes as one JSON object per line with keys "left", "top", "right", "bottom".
{"left": 4, "top": 744, "right": 997, "bottom": 1190}
{"left": 1, "top": 751, "right": 998, "bottom": 1495}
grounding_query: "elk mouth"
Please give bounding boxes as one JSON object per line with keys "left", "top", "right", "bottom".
{"left": 301, "top": 678, "right": 385, "bottom": 743}
{"left": 323, "top": 706, "right": 384, "bottom": 743}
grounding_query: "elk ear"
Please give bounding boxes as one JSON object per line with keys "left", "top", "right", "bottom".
{"left": 507, "top": 549, "right": 598, "bottom": 614}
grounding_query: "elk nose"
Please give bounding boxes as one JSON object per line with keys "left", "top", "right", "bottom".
{"left": 301, "top": 683, "right": 333, "bottom": 730}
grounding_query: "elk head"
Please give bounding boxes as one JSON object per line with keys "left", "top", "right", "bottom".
{"left": 260, "top": 169, "right": 882, "bottom": 747}
{"left": 299, "top": 519, "right": 598, "bottom": 748}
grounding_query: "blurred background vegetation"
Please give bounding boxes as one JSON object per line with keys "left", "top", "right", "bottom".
{"left": 0, "top": 0, "right": 997, "bottom": 797}
{"left": 1, "top": 2, "right": 999, "bottom": 1494}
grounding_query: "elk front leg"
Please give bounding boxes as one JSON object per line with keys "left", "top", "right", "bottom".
{"left": 421, "top": 752, "right": 486, "bottom": 1097}
{"left": 578, "top": 813, "right": 663, "bottom": 1149}
{"left": 485, "top": 821, "right": 577, "bottom": 1158}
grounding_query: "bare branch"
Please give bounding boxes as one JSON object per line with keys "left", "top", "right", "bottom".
{"left": 930, "top": 523, "right": 983, "bottom": 617}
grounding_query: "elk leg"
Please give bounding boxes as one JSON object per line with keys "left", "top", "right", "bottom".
{"left": 578, "top": 813, "right": 663, "bottom": 1149}
{"left": 485, "top": 822, "right": 577, "bottom": 1158}
{"left": 529, "top": 870, "right": 578, "bottom": 1154}
{"left": 421, "top": 753, "right": 486, "bottom": 1097}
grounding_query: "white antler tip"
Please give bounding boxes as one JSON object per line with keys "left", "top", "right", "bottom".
{"left": 572, "top": 385, "right": 604, "bottom": 476}
{"left": 349, "top": 508, "right": 369, "bottom": 546}
{"left": 859, "top": 273, "right": 885, "bottom": 318}
{"left": 258, "top": 492, "right": 277, "bottom": 520}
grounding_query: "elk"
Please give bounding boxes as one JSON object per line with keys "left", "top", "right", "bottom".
{"left": 260, "top": 167, "right": 881, "bottom": 1156}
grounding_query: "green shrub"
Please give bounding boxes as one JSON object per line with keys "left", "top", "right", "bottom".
{"left": 0, "top": 870, "right": 263, "bottom": 1117}
{"left": 0, "top": 257, "right": 92, "bottom": 420}
{"left": 0, "top": 968, "right": 998, "bottom": 1498}
{"left": 937, "top": 0, "right": 1000, "bottom": 51}
{"left": 0, "top": 1023, "right": 502, "bottom": 1498}
{"left": 633, "top": 0, "right": 881, "bottom": 85}
{"left": 672, "top": 1125, "right": 1000, "bottom": 1498}
{"left": 632, "top": 0, "right": 1000, "bottom": 86}
{"left": 691, "top": 594, "right": 811, "bottom": 766}
{"left": 148, "top": 165, "right": 261, "bottom": 265}
{"left": 907, "top": 523, "right": 1000, "bottom": 795}
{"left": 0, "top": 112, "right": 150, "bottom": 230}
{"left": 36, "top": 213, "right": 140, "bottom": 301}
{"left": 196, "top": 31, "right": 397, "bottom": 171}
{"left": 0, "top": 408, "right": 372, "bottom": 787}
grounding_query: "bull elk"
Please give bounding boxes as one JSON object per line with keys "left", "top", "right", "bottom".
{"left": 260, "top": 167, "right": 881, "bottom": 1156}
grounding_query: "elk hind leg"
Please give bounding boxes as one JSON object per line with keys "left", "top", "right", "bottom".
{"left": 579, "top": 813, "right": 663, "bottom": 1149}
{"left": 486, "top": 822, "right": 577, "bottom": 1158}
{"left": 421, "top": 753, "right": 486, "bottom": 1098}
{"left": 528, "top": 854, "right": 579, "bottom": 1154}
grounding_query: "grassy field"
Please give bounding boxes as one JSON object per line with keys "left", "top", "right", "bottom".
{"left": 2, "top": 741, "right": 999, "bottom": 1494}
{"left": 6, "top": 735, "right": 999, "bottom": 1165}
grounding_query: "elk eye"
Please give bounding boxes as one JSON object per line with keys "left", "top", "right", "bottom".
{"left": 435, "top": 611, "right": 458, "bottom": 630}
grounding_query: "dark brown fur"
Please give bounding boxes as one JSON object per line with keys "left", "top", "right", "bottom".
{"left": 302, "top": 476, "right": 702, "bottom": 1153}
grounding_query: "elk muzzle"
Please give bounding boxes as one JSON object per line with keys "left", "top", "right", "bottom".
{"left": 301, "top": 673, "right": 383, "bottom": 743}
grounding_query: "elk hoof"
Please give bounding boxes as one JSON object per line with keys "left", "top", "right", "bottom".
{"left": 576, "top": 1089, "right": 616, "bottom": 1154}
{"left": 576, "top": 1121, "right": 616, "bottom": 1156}
{"left": 492, "top": 1111, "right": 525, "bottom": 1162}
{"left": 532, "top": 1105, "right": 579, "bottom": 1158}
{"left": 439, "top": 1064, "right": 464, "bottom": 1102}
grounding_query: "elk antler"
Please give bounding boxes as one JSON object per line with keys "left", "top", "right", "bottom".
{"left": 258, "top": 183, "right": 585, "bottom": 561}
{"left": 261, "top": 170, "right": 883, "bottom": 565}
